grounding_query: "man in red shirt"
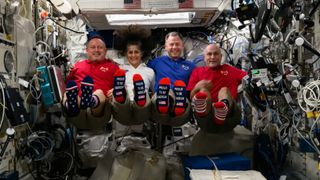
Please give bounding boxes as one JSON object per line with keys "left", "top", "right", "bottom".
{"left": 187, "top": 44, "right": 247, "bottom": 133}
{"left": 64, "top": 35, "right": 119, "bottom": 117}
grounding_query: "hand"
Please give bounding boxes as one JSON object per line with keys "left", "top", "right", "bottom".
{"left": 107, "top": 89, "right": 113, "bottom": 103}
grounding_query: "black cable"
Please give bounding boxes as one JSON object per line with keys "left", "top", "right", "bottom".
{"left": 311, "top": 57, "right": 320, "bottom": 65}
{"left": 48, "top": 17, "right": 86, "bottom": 34}
{"left": 155, "top": 134, "right": 194, "bottom": 151}
{"left": 309, "top": 0, "right": 320, "bottom": 17}
{"left": 220, "top": 47, "right": 234, "bottom": 65}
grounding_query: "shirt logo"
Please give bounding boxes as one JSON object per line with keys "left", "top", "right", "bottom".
{"left": 221, "top": 70, "right": 228, "bottom": 75}
{"left": 181, "top": 65, "right": 190, "bottom": 70}
{"left": 100, "top": 67, "right": 109, "bottom": 72}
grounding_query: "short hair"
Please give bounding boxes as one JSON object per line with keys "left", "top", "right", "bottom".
{"left": 204, "top": 44, "right": 222, "bottom": 57}
{"left": 165, "top": 31, "right": 183, "bottom": 41}
{"left": 86, "top": 35, "right": 106, "bottom": 47}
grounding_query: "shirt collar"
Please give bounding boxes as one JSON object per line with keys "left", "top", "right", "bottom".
{"left": 87, "top": 59, "right": 110, "bottom": 64}
{"left": 166, "top": 55, "right": 185, "bottom": 62}
{"left": 124, "top": 62, "right": 146, "bottom": 69}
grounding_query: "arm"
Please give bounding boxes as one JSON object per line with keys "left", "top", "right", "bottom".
{"left": 147, "top": 58, "right": 156, "bottom": 70}
{"left": 65, "top": 63, "right": 77, "bottom": 82}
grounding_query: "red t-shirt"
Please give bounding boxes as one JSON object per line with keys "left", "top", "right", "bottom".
{"left": 66, "top": 59, "right": 119, "bottom": 96}
{"left": 187, "top": 64, "right": 247, "bottom": 102}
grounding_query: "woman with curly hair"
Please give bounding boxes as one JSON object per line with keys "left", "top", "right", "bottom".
{"left": 111, "top": 25, "right": 155, "bottom": 126}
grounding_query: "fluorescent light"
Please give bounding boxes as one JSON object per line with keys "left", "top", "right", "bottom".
{"left": 106, "top": 12, "right": 195, "bottom": 25}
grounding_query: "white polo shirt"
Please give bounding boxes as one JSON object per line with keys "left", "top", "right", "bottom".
{"left": 120, "top": 63, "right": 155, "bottom": 101}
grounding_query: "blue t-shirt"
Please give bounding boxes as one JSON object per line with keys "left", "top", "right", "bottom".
{"left": 147, "top": 55, "right": 195, "bottom": 91}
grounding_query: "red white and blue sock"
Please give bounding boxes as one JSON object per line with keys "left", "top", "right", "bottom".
{"left": 173, "top": 80, "right": 186, "bottom": 116}
{"left": 65, "top": 80, "right": 79, "bottom": 116}
{"left": 192, "top": 92, "right": 208, "bottom": 117}
{"left": 213, "top": 99, "right": 229, "bottom": 125}
{"left": 113, "top": 69, "right": 126, "bottom": 103}
{"left": 133, "top": 74, "right": 146, "bottom": 106}
{"left": 80, "top": 75, "right": 97, "bottom": 109}
{"left": 156, "top": 77, "right": 170, "bottom": 114}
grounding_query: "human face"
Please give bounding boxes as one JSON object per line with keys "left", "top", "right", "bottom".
{"left": 165, "top": 35, "right": 184, "bottom": 60}
{"left": 204, "top": 44, "right": 222, "bottom": 69}
{"left": 127, "top": 45, "right": 142, "bottom": 68}
{"left": 86, "top": 38, "right": 107, "bottom": 61}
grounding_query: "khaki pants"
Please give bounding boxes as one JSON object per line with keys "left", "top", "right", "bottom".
{"left": 150, "top": 92, "right": 191, "bottom": 127}
{"left": 112, "top": 94, "right": 151, "bottom": 126}
{"left": 194, "top": 102, "right": 241, "bottom": 133}
{"left": 76, "top": 130, "right": 113, "bottom": 168}
{"left": 66, "top": 102, "right": 112, "bottom": 131}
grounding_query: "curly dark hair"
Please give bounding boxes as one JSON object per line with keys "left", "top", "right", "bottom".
{"left": 113, "top": 25, "right": 154, "bottom": 61}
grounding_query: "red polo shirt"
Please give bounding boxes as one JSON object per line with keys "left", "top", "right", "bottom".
{"left": 187, "top": 64, "right": 247, "bottom": 102}
{"left": 66, "top": 59, "right": 119, "bottom": 96}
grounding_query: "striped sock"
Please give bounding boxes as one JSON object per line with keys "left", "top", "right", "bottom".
{"left": 113, "top": 69, "right": 126, "bottom": 103}
{"left": 192, "top": 92, "right": 208, "bottom": 117}
{"left": 133, "top": 74, "right": 146, "bottom": 106}
{"left": 65, "top": 80, "right": 79, "bottom": 116}
{"left": 80, "top": 75, "right": 95, "bottom": 109}
{"left": 156, "top": 77, "right": 170, "bottom": 114}
{"left": 213, "top": 99, "right": 229, "bottom": 125}
{"left": 173, "top": 80, "right": 186, "bottom": 116}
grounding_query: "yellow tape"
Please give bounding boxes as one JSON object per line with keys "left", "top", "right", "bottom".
{"left": 306, "top": 111, "right": 315, "bottom": 118}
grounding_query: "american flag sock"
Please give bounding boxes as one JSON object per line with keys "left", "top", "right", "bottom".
{"left": 80, "top": 75, "right": 95, "bottom": 109}
{"left": 65, "top": 80, "right": 79, "bottom": 116}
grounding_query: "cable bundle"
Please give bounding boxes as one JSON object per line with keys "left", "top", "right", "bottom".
{"left": 298, "top": 80, "right": 320, "bottom": 112}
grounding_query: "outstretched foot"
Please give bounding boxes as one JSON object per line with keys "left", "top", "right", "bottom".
{"left": 173, "top": 80, "right": 186, "bottom": 116}
{"left": 192, "top": 92, "right": 208, "bottom": 117}
{"left": 213, "top": 100, "right": 229, "bottom": 125}
{"left": 80, "top": 75, "right": 95, "bottom": 109}
{"left": 133, "top": 74, "right": 146, "bottom": 106}
{"left": 156, "top": 77, "right": 170, "bottom": 114}
{"left": 113, "top": 69, "right": 126, "bottom": 103}
{"left": 65, "top": 80, "right": 79, "bottom": 116}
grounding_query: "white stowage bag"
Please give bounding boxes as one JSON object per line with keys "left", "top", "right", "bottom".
{"left": 189, "top": 169, "right": 266, "bottom": 180}
{"left": 89, "top": 148, "right": 167, "bottom": 180}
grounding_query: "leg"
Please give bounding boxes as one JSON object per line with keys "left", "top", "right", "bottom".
{"left": 91, "top": 89, "right": 106, "bottom": 117}
{"left": 213, "top": 87, "right": 233, "bottom": 125}
{"left": 173, "top": 80, "right": 187, "bottom": 116}
{"left": 80, "top": 75, "right": 95, "bottom": 109}
{"left": 156, "top": 77, "right": 170, "bottom": 114}
{"left": 113, "top": 69, "right": 126, "bottom": 103}
{"left": 133, "top": 74, "right": 146, "bottom": 106}
{"left": 64, "top": 80, "right": 80, "bottom": 116}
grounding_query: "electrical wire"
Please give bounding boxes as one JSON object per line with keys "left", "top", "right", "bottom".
{"left": 155, "top": 134, "right": 194, "bottom": 151}
{"left": 18, "top": 0, "right": 27, "bottom": 17}
{"left": 308, "top": 113, "right": 320, "bottom": 154}
{"left": 29, "top": 76, "right": 42, "bottom": 100}
{"left": 298, "top": 80, "right": 320, "bottom": 112}
{"left": 287, "top": 103, "right": 320, "bottom": 154}
{"left": 0, "top": 79, "right": 6, "bottom": 130}
{"left": 206, "top": 156, "right": 222, "bottom": 179}
{"left": 47, "top": 17, "right": 86, "bottom": 34}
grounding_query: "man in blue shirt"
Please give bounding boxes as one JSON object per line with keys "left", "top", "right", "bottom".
{"left": 147, "top": 31, "right": 195, "bottom": 126}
